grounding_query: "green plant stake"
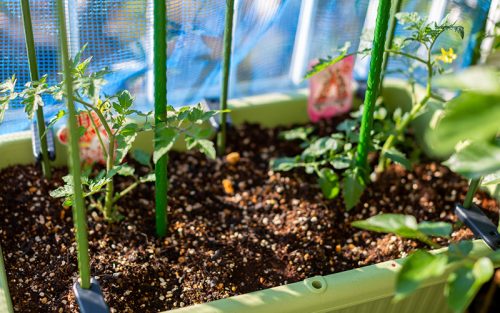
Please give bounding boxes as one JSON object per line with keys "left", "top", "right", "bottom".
{"left": 216, "top": 0, "right": 235, "bottom": 156}
{"left": 20, "top": 0, "right": 52, "bottom": 179}
{"left": 56, "top": 0, "right": 91, "bottom": 289}
{"left": 356, "top": 0, "right": 392, "bottom": 172}
{"left": 154, "top": 0, "right": 168, "bottom": 237}
{"left": 463, "top": 178, "right": 482, "bottom": 209}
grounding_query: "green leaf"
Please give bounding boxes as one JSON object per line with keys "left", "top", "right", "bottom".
{"left": 304, "top": 42, "right": 351, "bottom": 79}
{"left": 187, "top": 106, "right": 205, "bottom": 123}
{"left": 114, "top": 131, "right": 137, "bottom": 163}
{"left": 279, "top": 127, "right": 314, "bottom": 142}
{"left": 482, "top": 171, "right": 500, "bottom": 186}
{"left": 131, "top": 149, "right": 151, "bottom": 167}
{"left": 139, "top": 173, "right": 156, "bottom": 183}
{"left": 330, "top": 156, "right": 351, "bottom": 170}
{"left": 0, "top": 76, "right": 17, "bottom": 123}
{"left": 417, "top": 221, "right": 452, "bottom": 237}
{"left": 444, "top": 142, "right": 500, "bottom": 179}
{"left": 78, "top": 126, "right": 86, "bottom": 138}
{"left": 270, "top": 157, "right": 299, "bottom": 172}
{"left": 153, "top": 126, "right": 179, "bottom": 164}
{"left": 318, "top": 168, "right": 340, "bottom": 200}
{"left": 427, "top": 92, "right": 500, "bottom": 154}
{"left": 395, "top": 250, "right": 448, "bottom": 301}
{"left": 489, "top": 250, "right": 500, "bottom": 263}
{"left": 116, "top": 164, "right": 135, "bottom": 176}
{"left": 352, "top": 214, "right": 420, "bottom": 237}
{"left": 435, "top": 67, "right": 500, "bottom": 94}
{"left": 446, "top": 258, "right": 494, "bottom": 313}
{"left": 117, "top": 90, "right": 134, "bottom": 111}
{"left": 46, "top": 110, "right": 66, "bottom": 131}
{"left": 448, "top": 241, "right": 474, "bottom": 262}
{"left": 343, "top": 170, "right": 365, "bottom": 210}
{"left": 88, "top": 176, "right": 109, "bottom": 193}
{"left": 193, "top": 126, "right": 213, "bottom": 139}
{"left": 303, "top": 137, "right": 339, "bottom": 157}
{"left": 63, "top": 198, "right": 73, "bottom": 207}
{"left": 50, "top": 184, "right": 73, "bottom": 199}
{"left": 20, "top": 75, "right": 51, "bottom": 119}
{"left": 383, "top": 149, "right": 412, "bottom": 170}
{"left": 352, "top": 214, "right": 451, "bottom": 245}
{"left": 193, "top": 138, "right": 216, "bottom": 159}
{"left": 395, "top": 12, "right": 423, "bottom": 26}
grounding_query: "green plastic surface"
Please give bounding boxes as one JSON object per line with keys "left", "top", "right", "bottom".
{"left": 165, "top": 242, "right": 492, "bottom": 313}
{"left": 0, "top": 247, "right": 13, "bottom": 313}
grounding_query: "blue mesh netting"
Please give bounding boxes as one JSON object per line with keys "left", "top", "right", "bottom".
{"left": 383, "top": 0, "right": 492, "bottom": 82}
{"left": 0, "top": 0, "right": 493, "bottom": 135}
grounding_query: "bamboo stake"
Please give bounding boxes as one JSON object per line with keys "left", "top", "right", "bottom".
{"left": 356, "top": 0, "right": 392, "bottom": 171}
{"left": 154, "top": 0, "right": 168, "bottom": 237}
{"left": 56, "top": 0, "right": 91, "bottom": 289}
{"left": 216, "top": 0, "right": 235, "bottom": 156}
{"left": 20, "top": 0, "right": 52, "bottom": 179}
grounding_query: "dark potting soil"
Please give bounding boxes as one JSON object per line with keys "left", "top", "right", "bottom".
{"left": 0, "top": 120, "right": 499, "bottom": 313}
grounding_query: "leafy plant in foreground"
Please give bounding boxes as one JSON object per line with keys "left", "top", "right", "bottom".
{"left": 427, "top": 66, "right": 500, "bottom": 204}
{"left": 352, "top": 214, "right": 500, "bottom": 312}
{"left": 352, "top": 213, "right": 452, "bottom": 248}
{"left": 352, "top": 66, "right": 500, "bottom": 313}
{"left": 273, "top": 13, "right": 464, "bottom": 209}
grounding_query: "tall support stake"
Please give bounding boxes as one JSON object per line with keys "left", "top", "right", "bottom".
{"left": 356, "top": 0, "right": 392, "bottom": 171}
{"left": 217, "top": 0, "right": 235, "bottom": 156}
{"left": 463, "top": 178, "right": 482, "bottom": 209}
{"left": 56, "top": 0, "right": 91, "bottom": 289}
{"left": 20, "top": 0, "right": 52, "bottom": 179}
{"left": 154, "top": 0, "right": 168, "bottom": 237}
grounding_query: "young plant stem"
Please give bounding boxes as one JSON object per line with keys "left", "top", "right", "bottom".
{"left": 154, "top": 0, "right": 168, "bottom": 237}
{"left": 20, "top": 0, "right": 51, "bottom": 179}
{"left": 103, "top": 133, "right": 115, "bottom": 220}
{"left": 112, "top": 180, "right": 140, "bottom": 204}
{"left": 56, "top": 0, "right": 91, "bottom": 289}
{"left": 376, "top": 51, "right": 433, "bottom": 172}
{"left": 85, "top": 109, "right": 108, "bottom": 160}
{"left": 75, "top": 98, "right": 115, "bottom": 220}
{"left": 463, "top": 178, "right": 482, "bottom": 209}
{"left": 356, "top": 0, "right": 392, "bottom": 172}
{"left": 216, "top": 0, "right": 235, "bottom": 156}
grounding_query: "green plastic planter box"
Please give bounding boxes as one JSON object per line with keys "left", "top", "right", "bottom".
{"left": 166, "top": 242, "right": 492, "bottom": 313}
{"left": 0, "top": 80, "right": 493, "bottom": 312}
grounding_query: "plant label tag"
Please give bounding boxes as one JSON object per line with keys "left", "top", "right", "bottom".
{"left": 308, "top": 55, "right": 354, "bottom": 122}
{"left": 57, "top": 111, "right": 111, "bottom": 165}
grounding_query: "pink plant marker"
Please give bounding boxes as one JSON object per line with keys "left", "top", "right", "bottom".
{"left": 308, "top": 55, "right": 354, "bottom": 122}
{"left": 57, "top": 111, "right": 113, "bottom": 165}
